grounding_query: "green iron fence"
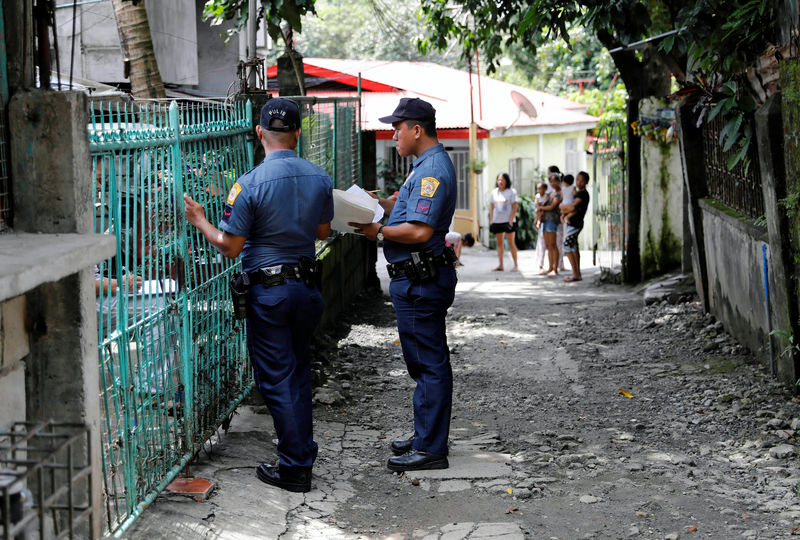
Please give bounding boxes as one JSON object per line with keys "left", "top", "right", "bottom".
{"left": 92, "top": 98, "right": 254, "bottom": 535}
{"left": 294, "top": 96, "right": 362, "bottom": 190}
{"left": 91, "top": 95, "right": 362, "bottom": 536}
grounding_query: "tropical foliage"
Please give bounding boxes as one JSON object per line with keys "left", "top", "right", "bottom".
{"left": 514, "top": 195, "right": 538, "bottom": 250}
{"left": 660, "top": 1, "right": 781, "bottom": 170}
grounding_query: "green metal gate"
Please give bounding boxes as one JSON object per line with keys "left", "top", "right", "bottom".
{"left": 91, "top": 95, "right": 362, "bottom": 535}
{"left": 92, "top": 99, "right": 254, "bottom": 535}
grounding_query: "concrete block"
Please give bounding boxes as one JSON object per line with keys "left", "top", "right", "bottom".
{"left": 1, "top": 296, "right": 29, "bottom": 373}
{"left": 0, "top": 363, "right": 26, "bottom": 428}
{"left": 0, "top": 233, "right": 115, "bottom": 302}
{"left": 9, "top": 90, "right": 91, "bottom": 234}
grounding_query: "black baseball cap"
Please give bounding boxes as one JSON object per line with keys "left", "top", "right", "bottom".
{"left": 379, "top": 97, "right": 436, "bottom": 124}
{"left": 260, "top": 98, "right": 301, "bottom": 132}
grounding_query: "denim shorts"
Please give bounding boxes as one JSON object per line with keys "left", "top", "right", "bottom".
{"left": 542, "top": 220, "right": 559, "bottom": 233}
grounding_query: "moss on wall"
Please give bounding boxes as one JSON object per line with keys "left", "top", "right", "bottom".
{"left": 642, "top": 211, "right": 682, "bottom": 277}
{"left": 781, "top": 60, "right": 800, "bottom": 266}
{"left": 640, "top": 136, "right": 683, "bottom": 277}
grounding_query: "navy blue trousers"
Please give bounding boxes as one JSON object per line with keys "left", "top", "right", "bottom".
{"left": 246, "top": 280, "right": 322, "bottom": 469}
{"left": 389, "top": 266, "right": 456, "bottom": 455}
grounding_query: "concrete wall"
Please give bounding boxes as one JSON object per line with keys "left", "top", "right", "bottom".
{"left": 194, "top": 0, "right": 240, "bottom": 95}
{"left": 486, "top": 129, "right": 589, "bottom": 187}
{"left": 639, "top": 98, "right": 685, "bottom": 278}
{"left": 700, "top": 199, "right": 770, "bottom": 358}
{"left": 0, "top": 295, "right": 28, "bottom": 429}
{"left": 55, "top": 0, "right": 200, "bottom": 86}
{"left": 10, "top": 90, "right": 105, "bottom": 535}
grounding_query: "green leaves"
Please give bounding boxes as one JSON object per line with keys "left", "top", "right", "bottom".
{"left": 202, "top": 0, "right": 317, "bottom": 45}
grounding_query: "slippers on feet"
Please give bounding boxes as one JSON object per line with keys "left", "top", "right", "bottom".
{"left": 492, "top": 267, "right": 504, "bottom": 272}
{"left": 563, "top": 276, "right": 582, "bottom": 282}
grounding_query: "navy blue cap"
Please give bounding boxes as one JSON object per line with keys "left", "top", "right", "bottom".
{"left": 260, "top": 98, "right": 301, "bottom": 132}
{"left": 379, "top": 97, "right": 436, "bottom": 124}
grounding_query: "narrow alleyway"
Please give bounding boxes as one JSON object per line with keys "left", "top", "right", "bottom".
{"left": 128, "top": 245, "right": 800, "bottom": 540}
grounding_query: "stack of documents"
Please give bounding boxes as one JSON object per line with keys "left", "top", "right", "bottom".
{"left": 331, "top": 185, "right": 384, "bottom": 233}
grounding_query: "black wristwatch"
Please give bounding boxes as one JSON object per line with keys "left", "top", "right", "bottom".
{"left": 376, "top": 225, "right": 385, "bottom": 242}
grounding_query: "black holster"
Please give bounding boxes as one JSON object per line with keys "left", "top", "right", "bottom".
{"left": 299, "top": 256, "right": 322, "bottom": 289}
{"left": 406, "top": 249, "right": 439, "bottom": 283}
{"left": 229, "top": 272, "right": 251, "bottom": 320}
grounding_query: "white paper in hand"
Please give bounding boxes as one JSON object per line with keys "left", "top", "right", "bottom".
{"left": 331, "top": 186, "right": 384, "bottom": 233}
{"left": 134, "top": 279, "right": 178, "bottom": 296}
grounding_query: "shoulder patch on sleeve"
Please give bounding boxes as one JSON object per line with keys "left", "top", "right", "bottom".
{"left": 420, "top": 176, "right": 440, "bottom": 198}
{"left": 226, "top": 182, "right": 243, "bottom": 205}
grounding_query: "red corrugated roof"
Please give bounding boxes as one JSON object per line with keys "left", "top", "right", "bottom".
{"left": 267, "top": 58, "right": 598, "bottom": 133}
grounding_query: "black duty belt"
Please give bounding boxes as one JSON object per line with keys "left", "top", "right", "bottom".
{"left": 386, "top": 247, "right": 458, "bottom": 281}
{"left": 247, "top": 265, "right": 303, "bottom": 288}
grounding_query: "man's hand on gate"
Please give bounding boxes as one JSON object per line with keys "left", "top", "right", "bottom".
{"left": 184, "top": 193, "right": 206, "bottom": 226}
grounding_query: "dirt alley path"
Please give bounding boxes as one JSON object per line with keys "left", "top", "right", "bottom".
{"left": 128, "top": 245, "right": 800, "bottom": 540}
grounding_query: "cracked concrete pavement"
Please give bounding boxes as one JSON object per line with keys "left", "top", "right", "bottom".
{"left": 126, "top": 245, "right": 800, "bottom": 539}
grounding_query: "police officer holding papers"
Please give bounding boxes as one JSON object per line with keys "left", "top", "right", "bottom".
{"left": 184, "top": 98, "right": 333, "bottom": 493}
{"left": 351, "top": 97, "right": 458, "bottom": 472}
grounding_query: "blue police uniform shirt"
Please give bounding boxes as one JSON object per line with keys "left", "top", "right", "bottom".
{"left": 218, "top": 149, "right": 334, "bottom": 272}
{"left": 383, "top": 143, "right": 457, "bottom": 264}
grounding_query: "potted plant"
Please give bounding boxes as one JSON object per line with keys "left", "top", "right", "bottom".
{"left": 467, "top": 157, "right": 485, "bottom": 174}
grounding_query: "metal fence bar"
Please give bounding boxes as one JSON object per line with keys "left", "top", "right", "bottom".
{"left": 0, "top": 7, "right": 10, "bottom": 233}
{"left": 703, "top": 114, "right": 764, "bottom": 220}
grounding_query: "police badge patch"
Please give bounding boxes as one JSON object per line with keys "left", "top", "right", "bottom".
{"left": 420, "top": 177, "right": 440, "bottom": 198}
{"left": 226, "top": 182, "right": 243, "bottom": 205}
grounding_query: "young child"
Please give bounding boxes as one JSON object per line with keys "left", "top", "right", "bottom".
{"left": 534, "top": 182, "right": 550, "bottom": 229}
{"left": 560, "top": 174, "right": 576, "bottom": 224}
{"left": 445, "top": 231, "right": 475, "bottom": 266}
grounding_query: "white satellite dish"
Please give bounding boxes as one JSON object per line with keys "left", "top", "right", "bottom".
{"left": 502, "top": 90, "right": 538, "bottom": 133}
{"left": 511, "top": 90, "right": 538, "bottom": 119}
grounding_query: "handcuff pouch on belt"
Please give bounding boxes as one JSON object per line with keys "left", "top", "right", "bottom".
{"left": 229, "top": 272, "right": 250, "bottom": 320}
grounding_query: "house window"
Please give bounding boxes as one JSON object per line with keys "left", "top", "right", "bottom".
{"left": 449, "top": 150, "right": 469, "bottom": 210}
{"left": 565, "top": 138, "right": 579, "bottom": 174}
{"left": 387, "top": 147, "right": 469, "bottom": 210}
{"left": 508, "top": 157, "right": 537, "bottom": 196}
{"left": 385, "top": 147, "right": 414, "bottom": 192}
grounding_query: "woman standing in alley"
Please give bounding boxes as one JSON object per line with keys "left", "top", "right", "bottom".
{"left": 489, "top": 172, "right": 519, "bottom": 272}
{"left": 538, "top": 172, "right": 563, "bottom": 276}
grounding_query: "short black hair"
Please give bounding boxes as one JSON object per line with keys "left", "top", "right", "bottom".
{"left": 577, "top": 170, "right": 590, "bottom": 183}
{"left": 463, "top": 232, "right": 475, "bottom": 247}
{"left": 537, "top": 182, "right": 548, "bottom": 191}
{"left": 404, "top": 118, "right": 437, "bottom": 138}
{"left": 563, "top": 174, "right": 574, "bottom": 185}
{"left": 547, "top": 165, "right": 561, "bottom": 174}
{"left": 497, "top": 172, "right": 512, "bottom": 188}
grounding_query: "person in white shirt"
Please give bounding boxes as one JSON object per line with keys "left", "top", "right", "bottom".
{"left": 561, "top": 174, "right": 577, "bottom": 209}
{"left": 488, "top": 172, "right": 519, "bottom": 272}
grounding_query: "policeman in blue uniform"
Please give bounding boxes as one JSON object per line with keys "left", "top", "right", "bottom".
{"left": 184, "top": 98, "right": 333, "bottom": 492}
{"left": 351, "top": 97, "right": 458, "bottom": 472}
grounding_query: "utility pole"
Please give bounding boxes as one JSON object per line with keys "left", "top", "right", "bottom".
{"left": 248, "top": 0, "right": 257, "bottom": 89}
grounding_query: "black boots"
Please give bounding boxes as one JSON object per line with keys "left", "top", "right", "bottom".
{"left": 256, "top": 463, "right": 312, "bottom": 493}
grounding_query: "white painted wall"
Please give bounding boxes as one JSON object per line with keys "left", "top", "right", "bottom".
{"left": 55, "top": 0, "right": 199, "bottom": 86}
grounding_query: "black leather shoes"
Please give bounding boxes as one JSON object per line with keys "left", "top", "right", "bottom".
{"left": 391, "top": 436, "right": 415, "bottom": 456}
{"left": 387, "top": 450, "right": 449, "bottom": 472}
{"left": 256, "top": 463, "right": 312, "bottom": 493}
